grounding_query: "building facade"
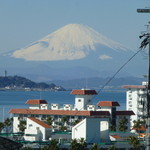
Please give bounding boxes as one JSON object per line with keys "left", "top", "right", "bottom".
{"left": 9, "top": 89, "right": 134, "bottom": 142}
{"left": 124, "top": 82, "right": 147, "bottom": 127}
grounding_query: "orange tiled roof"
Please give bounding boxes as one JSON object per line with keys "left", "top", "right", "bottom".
{"left": 97, "top": 101, "right": 120, "bottom": 107}
{"left": 123, "top": 85, "right": 146, "bottom": 89}
{"left": 71, "top": 89, "right": 97, "bottom": 95}
{"left": 28, "top": 117, "right": 51, "bottom": 128}
{"left": 110, "top": 135, "right": 121, "bottom": 139}
{"left": 26, "top": 99, "right": 48, "bottom": 105}
{"left": 116, "top": 110, "right": 135, "bottom": 116}
{"left": 132, "top": 126, "right": 146, "bottom": 131}
{"left": 9, "top": 109, "right": 110, "bottom": 117}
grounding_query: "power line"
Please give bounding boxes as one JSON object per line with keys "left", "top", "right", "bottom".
{"left": 93, "top": 48, "right": 142, "bottom": 100}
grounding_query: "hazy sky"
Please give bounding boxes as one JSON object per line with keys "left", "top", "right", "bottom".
{"left": 0, "top": 0, "right": 150, "bottom": 80}
{"left": 0, "top": 0, "right": 149, "bottom": 53}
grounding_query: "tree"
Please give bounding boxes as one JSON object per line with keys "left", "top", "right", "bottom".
{"left": 4, "top": 118, "right": 13, "bottom": 133}
{"left": 108, "top": 145, "right": 116, "bottom": 150}
{"left": 46, "top": 116, "right": 53, "bottom": 126}
{"left": 128, "top": 136, "right": 141, "bottom": 150}
{"left": 61, "top": 116, "right": 69, "bottom": 126}
{"left": 70, "top": 138, "right": 87, "bottom": 150}
{"left": 0, "top": 122, "right": 4, "bottom": 132}
{"left": 42, "top": 139, "right": 60, "bottom": 150}
{"left": 59, "top": 125, "right": 67, "bottom": 131}
{"left": 91, "top": 143, "right": 101, "bottom": 150}
{"left": 133, "top": 119, "right": 146, "bottom": 134}
{"left": 118, "top": 117, "right": 128, "bottom": 132}
{"left": 21, "top": 147, "right": 34, "bottom": 150}
{"left": 18, "top": 120, "right": 26, "bottom": 132}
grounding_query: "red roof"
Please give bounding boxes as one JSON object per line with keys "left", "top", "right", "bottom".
{"left": 116, "top": 110, "right": 135, "bottom": 116}
{"left": 132, "top": 126, "right": 146, "bottom": 131}
{"left": 71, "top": 89, "right": 97, "bottom": 95}
{"left": 97, "top": 101, "right": 120, "bottom": 107}
{"left": 123, "top": 85, "right": 146, "bottom": 89}
{"left": 26, "top": 99, "right": 48, "bottom": 105}
{"left": 110, "top": 135, "right": 121, "bottom": 139}
{"left": 9, "top": 109, "right": 110, "bottom": 117}
{"left": 28, "top": 117, "right": 51, "bottom": 128}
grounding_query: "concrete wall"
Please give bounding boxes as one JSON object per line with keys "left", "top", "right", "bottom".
{"left": 72, "top": 117, "right": 109, "bottom": 143}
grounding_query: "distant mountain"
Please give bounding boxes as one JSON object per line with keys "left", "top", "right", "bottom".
{"left": 0, "top": 76, "right": 65, "bottom": 91}
{"left": 51, "top": 76, "right": 145, "bottom": 89}
{"left": 2, "top": 24, "right": 146, "bottom": 81}
{"left": 11, "top": 24, "right": 128, "bottom": 61}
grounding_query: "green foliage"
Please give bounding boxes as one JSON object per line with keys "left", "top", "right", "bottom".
{"left": 128, "top": 136, "right": 141, "bottom": 149}
{"left": 0, "top": 122, "right": 4, "bottom": 132}
{"left": 21, "top": 147, "right": 34, "bottom": 150}
{"left": 46, "top": 116, "right": 53, "bottom": 126}
{"left": 59, "top": 125, "right": 67, "bottom": 131}
{"left": 91, "top": 143, "right": 101, "bottom": 150}
{"left": 133, "top": 119, "right": 146, "bottom": 133}
{"left": 70, "top": 138, "right": 87, "bottom": 150}
{"left": 118, "top": 117, "right": 128, "bottom": 132}
{"left": 18, "top": 120, "right": 26, "bottom": 132}
{"left": 42, "top": 139, "right": 60, "bottom": 150}
{"left": 4, "top": 117, "right": 13, "bottom": 133}
{"left": 108, "top": 145, "right": 116, "bottom": 150}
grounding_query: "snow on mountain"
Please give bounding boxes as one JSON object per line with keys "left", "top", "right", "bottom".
{"left": 12, "top": 24, "right": 128, "bottom": 61}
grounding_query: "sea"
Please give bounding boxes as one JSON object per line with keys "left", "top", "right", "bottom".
{"left": 0, "top": 89, "right": 126, "bottom": 122}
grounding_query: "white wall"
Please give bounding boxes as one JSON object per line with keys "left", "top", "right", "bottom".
{"left": 72, "top": 117, "right": 109, "bottom": 143}
{"left": 24, "top": 118, "right": 51, "bottom": 141}
{"left": 13, "top": 116, "right": 20, "bottom": 133}
{"left": 75, "top": 95, "right": 93, "bottom": 110}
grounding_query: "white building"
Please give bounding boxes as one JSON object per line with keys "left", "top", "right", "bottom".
{"left": 9, "top": 89, "right": 135, "bottom": 143}
{"left": 124, "top": 82, "right": 147, "bottom": 127}
{"left": 24, "top": 117, "right": 52, "bottom": 141}
{"left": 72, "top": 117, "right": 109, "bottom": 143}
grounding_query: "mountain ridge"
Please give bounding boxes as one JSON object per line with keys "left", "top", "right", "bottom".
{"left": 12, "top": 24, "right": 129, "bottom": 61}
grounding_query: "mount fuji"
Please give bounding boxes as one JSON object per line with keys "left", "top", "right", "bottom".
{"left": 12, "top": 24, "right": 128, "bottom": 61}
{"left": 2, "top": 24, "right": 146, "bottom": 81}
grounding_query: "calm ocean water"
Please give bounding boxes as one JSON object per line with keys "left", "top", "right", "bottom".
{"left": 0, "top": 90, "right": 126, "bottom": 122}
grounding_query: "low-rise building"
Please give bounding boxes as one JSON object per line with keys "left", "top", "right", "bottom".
{"left": 9, "top": 89, "right": 135, "bottom": 143}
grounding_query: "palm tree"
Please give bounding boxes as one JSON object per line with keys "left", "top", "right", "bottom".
{"left": 128, "top": 136, "right": 141, "bottom": 150}
{"left": 4, "top": 117, "right": 13, "bottom": 133}
{"left": 70, "top": 138, "right": 87, "bottom": 150}
{"left": 41, "top": 139, "right": 60, "bottom": 150}
{"left": 0, "top": 122, "right": 4, "bottom": 132}
{"left": 118, "top": 117, "right": 128, "bottom": 132}
{"left": 18, "top": 120, "right": 26, "bottom": 132}
{"left": 108, "top": 145, "right": 116, "bottom": 150}
{"left": 46, "top": 116, "right": 53, "bottom": 126}
{"left": 91, "top": 143, "right": 101, "bottom": 150}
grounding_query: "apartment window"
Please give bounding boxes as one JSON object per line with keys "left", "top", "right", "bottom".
{"left": 129, "top": 101, "right": 132, "bottom": 104}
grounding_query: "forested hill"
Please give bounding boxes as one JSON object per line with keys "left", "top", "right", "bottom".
{"left": 0, "top": 76, "right": 65, "bottom": 91}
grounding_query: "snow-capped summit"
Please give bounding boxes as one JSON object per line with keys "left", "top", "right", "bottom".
{"left": 12, "top": 24, "right": 128, "bottom": 61}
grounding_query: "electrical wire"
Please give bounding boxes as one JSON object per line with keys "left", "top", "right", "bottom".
{"left": 93, "top": 48, "right": 143, "bottom": 100}
{"left": 73, "top": 48, "right": 143, "bottom": 117}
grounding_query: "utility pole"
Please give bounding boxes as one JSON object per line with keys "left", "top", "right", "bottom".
{"left": 137, "top": 8, "right": 150, "bottom": 150}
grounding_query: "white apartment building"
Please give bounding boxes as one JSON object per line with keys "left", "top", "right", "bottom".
{"left": 124, "top": 82, "right": 147, "bottom": 127}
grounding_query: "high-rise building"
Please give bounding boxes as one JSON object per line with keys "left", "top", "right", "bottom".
{"left": 124, "top": 82, "right": 147, "bottom": 127}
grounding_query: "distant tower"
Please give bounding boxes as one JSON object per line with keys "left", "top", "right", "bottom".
{"left": 71, "top": 89, "right": 97, "bottom": 110}
{"left": 4, "top": 70, "right": 7, "bottom": 77}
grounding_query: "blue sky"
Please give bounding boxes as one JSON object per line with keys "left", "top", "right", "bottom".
{"left": 0, "top": 0, "right": 149, "bottom": 52}
{"left": 0, "top": 0, "right": 150, "bottom": 80}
